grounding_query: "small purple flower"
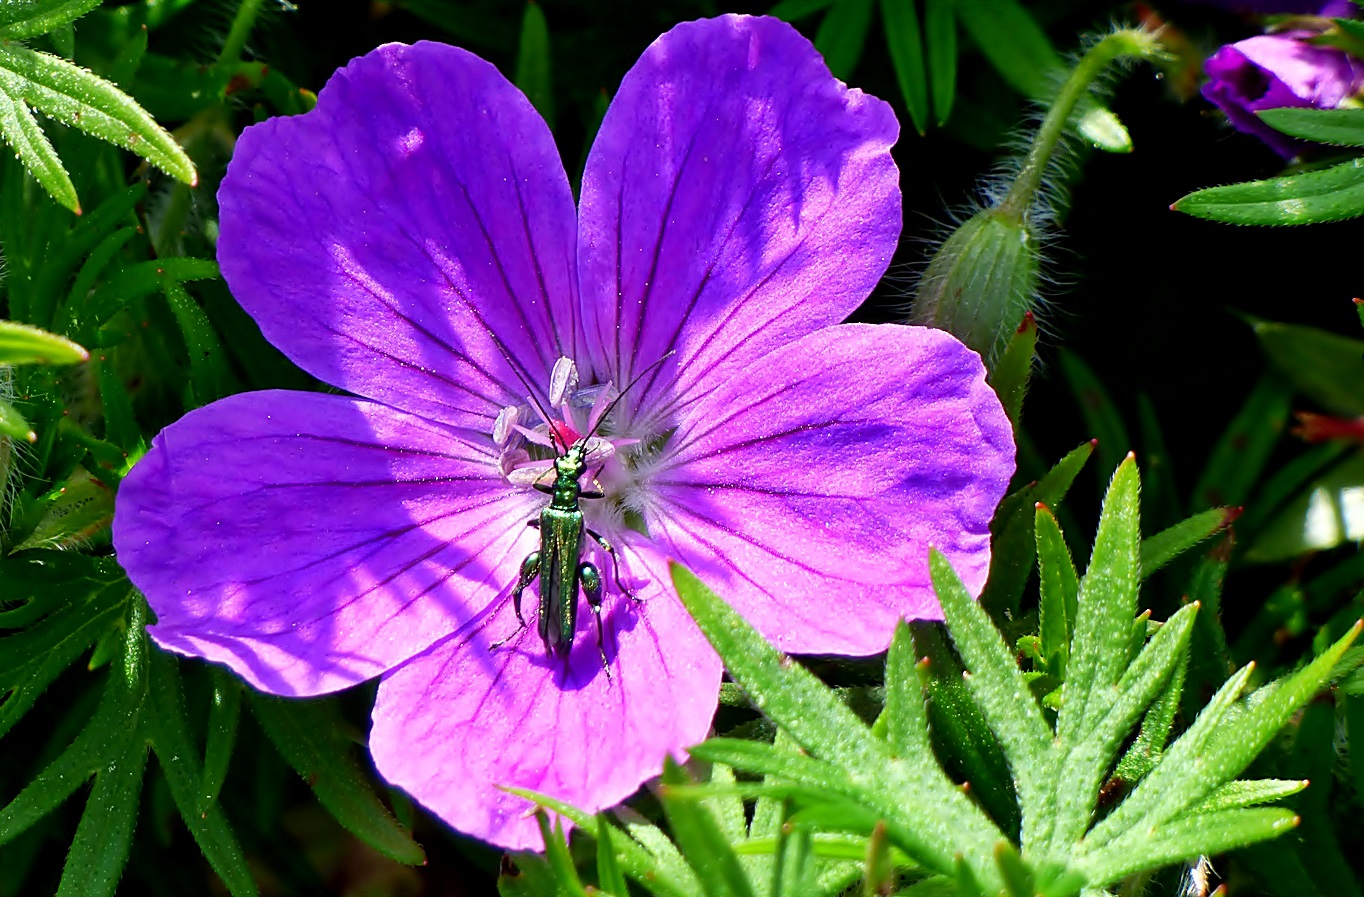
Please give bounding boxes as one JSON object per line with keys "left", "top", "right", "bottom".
{"left": 113, "top": 15, "right": 1014, "bottom": 849}
{"left": 1203, "top": 30, "right": 1364, "bottom": 158}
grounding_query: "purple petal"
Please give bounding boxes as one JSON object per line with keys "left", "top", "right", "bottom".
{"left": 370, "top": 542, "right": 721, "bottom": 849}
{"left": 1202, "top": 34, "right": 1364, "bottom": 158}
{"left": 647, "top": 324, "right": 1014, "bottom": 656}
{"left": 218, "top": 41, "right": 578, "bottom": 430}
{"left": 114, "top": 391, "right": 538, "bottom": 696}
{"left": 576, "top": 15, "right": 900, "bottom": 422}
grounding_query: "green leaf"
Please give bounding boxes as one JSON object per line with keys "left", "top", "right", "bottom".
{"left": 1191, "top": 374, "right": 1293, "bottom": 511}
{"left": 0, "top": 581, "right": 127, "bottom": 740}
{"left": 0, "top": 591, "right": 144, "bottom": 845}
{"left": 1078, "top": 808, "right": 1299, "bottom": 884}
{"left": 1173, "top": 156, "right": 1364, "bottom": 225}
{"left": 1057, "top": 455, "right": 1140, "bottom": 744}
{"left": 882, "top": 622, "right": 932, "bottom": 763}
{"left": 1247, "top": 315, "right": 1364, "bottom": 417}
{"left": 924, "top": 0, "right": 955, "bottom": 125}
{"left": 145, "top": 652, "right": 260, "bottom": 897}
{"left": 536, "top": 811, "right": 589, "bottom": 897}
{"left": 0, "top": 319, "right": 87, "bottom": 364}
{"left": 1244, "top": 451, "right": 1364, "bottom": 561}
{"left": 198, "top": 671, "right": 241, "bottom": 813}
{"left": 953, "top": 0, "right": 1128, "bottom": 151}
{"left": 162, "top": 277, "right": 235, "bottom": 406}
{"left": 55, "top": 733, "right": 148, "bottom": 897}
{"left": 929, "top": 552, "right": 1051, "bottom": 818}
{"left": 0, "top": 0, "right": 102, "bottom": 38}
{"left": 1139, "top": 507, "right": 1237, "bottom": 578}
{"left": 1058, "top": 350, "right": 1130, "bottom": 491}
{"left": 880, "top": 0, "right": 929, "bottom": 135}
{"left": 659, "top": 758, "right": 757, "bottom": 897}
{"left": 597, "top": 815, "right": 630, "bottom": 897}
{"left": 249, "top": 692, "right": 425, "bottom": 865}
{"left": 0, "top": 42, "right": 196, "bottom": 185}
{"left": 988, "top": 310, "right": 1037, "bottom": 427}
{"left": 499, "top": 848, "right": 561, "bottom": 897}
{"left": 815, "top": 0, "right": 875, "bottom": 81}
{"left": 0, "top": 398, "right": 35, "bottom": 442}
{"left": 12, "top": 465, "right": 115, "bottom": 552}
{"left": 514, "top": 2, "right": 553, "bottom": 127}
{"left": 1035, "top": 506, "right": 1078, "bottom": 678}
{"left": 1187, "top": 779, "right": 1308, "bottom": 813}
{"left": 0, "top": 87, "right": 78, "bottom": 212}
{"left": 1291, "top": 694, "right": 1364, "bottom": 897}
{"left": 769, "top": 0, "right": 837, "bottom": 19}
{"left": 1258, "top": 107, "right": 1364, "bottom": 147}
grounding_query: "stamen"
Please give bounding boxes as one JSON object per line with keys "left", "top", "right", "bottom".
{"left": 548, "top": 357, "right": 578, "bottom": 408}
{"left": 492, "top": 405, "right": 519, "bottom": 446}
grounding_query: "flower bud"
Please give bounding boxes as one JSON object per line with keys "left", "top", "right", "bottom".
{"left": 910, "top": 208, "right": 1039, "bottom": 367}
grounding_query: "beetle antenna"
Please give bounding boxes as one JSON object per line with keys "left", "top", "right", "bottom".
{"left": 583, "top": 351, "right": 676, "bottom": 442}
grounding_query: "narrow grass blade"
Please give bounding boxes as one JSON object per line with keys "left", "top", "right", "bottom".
{"left": 514, "top": 1, "right": 554, "bottom": 127}
{"left": 924, "top": 0, "right": 955, "bottom": 124}
{"left": 815, "top": 0, "right": 875, "bottom": 80}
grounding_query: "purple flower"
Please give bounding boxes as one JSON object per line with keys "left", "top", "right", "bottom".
{"left": 1203, "top": 30, "right": 1364, "bottom": 158}
{"left": 113, "top": 15, "right": 1014, "bottom": 849}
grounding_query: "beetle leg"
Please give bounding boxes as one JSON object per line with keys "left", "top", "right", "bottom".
{"left": 579, "top": 562, "right": 610, "bottom": 679}
{"left": 491, "top": 551, "right": 539, "bottom": 650}
{"left": 586, "top": 528, "right": 638, "bottom": 603}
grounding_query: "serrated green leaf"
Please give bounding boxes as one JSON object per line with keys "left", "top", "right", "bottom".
{"left": 882, "top": 622, "right": 932, "bottom": 763}
{"left": 953, "top": 0, "right": 1128, "bottom": 151}
{"left": 0, "top": 319, "right": 87, "bottom": 364}
{"left": 0, "top": 42, "right": 195, "bottom": 184}
{"left": 880, "top": 0, "right": 928, "bottom": 135}
{"left": 1187, "top": 779, "right": 1308, "bottom": 813}
{"left": 1112, "top": 653, "right": 1186, "bottom": 785}
{"left": 514, "top": 1, "right": 553, "bottom": 127}
{"left": 0, "top": 0, "right": 102, "bottom": 38}
{"left": 988, "top": 310, "right": 1036, "bottom": 427}
{"left": 0, "top": 580, "right": 127, "bottom": 740}
{"left": 1173, "top": 156, "right": 1364, "bottom": 225}
{"left": 1259, "top": 107, "right": 1364, "bottom": 146}
{"left": 659, "top": 758, "right": 757, "bottom": 897}
{"left": 815, "top": 0, "right": 874, "bottom": 81}
{"left": 1079, "top": 808, "right": 1299, "bottom": 885}
{"left": 1140, "top": 507, "right": 1236, "bottom": 578}
{"left": 1248, "top": 315, "right": 1364, "bottom": 417}
{"left": 145, "top": 651, "right": 260, "bottom": 897}
{"left": 249, "top": 692, "right": 424, "bottom": 865}
{"left": 1035, "top": 506, "right": 1077, "bottom": 678}
{"left": 0, "top": 87, "right": 78, "bottom": 212}
{"left": 1057, "top": 455, "right": 1140, "bottom": 744}
{"left": 929, "top": 551, "right": 1051, "bottom": 814}
{"left": 1192, "top": 374, "right": 1293, "bottom": 511}
{"left": 1244, "top": 451, "right": 1364, "bottom": 561}
{"left": 924, "top": 0, "right": 955, "bottom": 125}
{"left": 669, "top": 564, "right": 1005, "bottom": 888}
{"left": 198, "top": 670, "right": 241, "bottom": 813}
{"left": 55, "top": 732, "right": 148, "bottom": 897}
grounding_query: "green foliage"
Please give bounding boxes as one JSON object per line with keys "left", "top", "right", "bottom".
{"left": 1174, "top": 156, "right": 1364, "bottom": 225}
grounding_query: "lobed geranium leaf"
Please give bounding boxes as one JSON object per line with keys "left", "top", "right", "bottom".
{"left": 249, "top": 692, "right": 425, "bottom": 865}
{"left": 1139, "top": 506, "right": 1237, "bottom": 578}
{"left": 514, "top": 1, "right": 554, "bottom": 128}
{"left": 197, "top": 670, "right": 241, "bottom": 813}
{"left": 924, "top": 0, "right": 954, "bottom": 124}
{"left": 1247, "top": 315, "right": 1364, "bottom": 417}
{"left": 145, "top": 651, "right": 260, "bottom": 897}
{"left": 0, "top": 87, "right": 78, "bottom": 213}
{"left": 1056, "top": 455, "right": 1140, "bottom": 746}
{"left": 1035, "top": 505, "right": 1077, "bottom": 678}
{"left": 54, "top": 731, "right": 148, "bottom": 897}
{"left": 0, "top": 0, "right": 102, "bottom": 38}
{"left": 929, "top": 551, "right": 1051, "bottom": 817}
{"left": 814, "top": 0, "right": 874, "bottom": 80}
{"left": 671, "top": 564, "right": 1005, "bottom": 889}
{"left": 1080, "top": 808, "right": 1299, "bottom": 884}
{"left": 953, "top": 0, "right": 1129, "bottom": 151}
{"left": 1187, "top": 779, "right": 1309, "bottom": 813}
{"left": 1244, "top": 451, "right": 1364, "bottom": 561}
{"left": 501, "top": 789, "right": 702, "bottom": 897}
{"left": 989, "top": 311, "right": 1038, "bottom": 429}
{"left": 0, "top": 42, "right": 195, "bottom": 185}
{"left": 1258, "top": 107, "right": 1364, "bottom": 146}
{"left": 659, "top": 757, "right": 757, "bottom": 897}
{"left": 0, "top": 591, "right": 144, "bottom": 845}
{"left": 1173, "top": 156, "right": 1364, "bottom": 225}
{"left": 0, "top": 580, "right": 127, "bottom": 740}
{"left": 880, "top": 0, "right": 929, "bottom": 135}
{"left": 0, "top": 319, "right": 87, "bottom": 365}
{"left": 1191, "top": 373, "right": 1293, "bottom": 511}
